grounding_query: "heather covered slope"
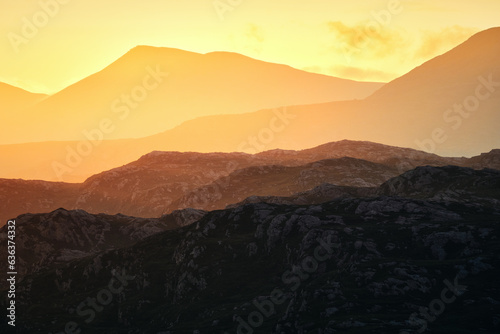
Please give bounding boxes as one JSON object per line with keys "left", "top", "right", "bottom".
{"left": 2, "top": 166, "right": 499, "bottom": 333}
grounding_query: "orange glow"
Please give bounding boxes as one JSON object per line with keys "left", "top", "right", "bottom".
{"left": 0, "top": 1, "right": 499, "bottom": 93}
{"left": 0, "top": 2, "right": 499, "bottom": 182}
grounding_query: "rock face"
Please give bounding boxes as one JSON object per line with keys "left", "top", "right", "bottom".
{"left": 1, "top": 141, "right": 499, "bottom": 225}
{"left": 2, "top": 166, "right": 499, "bottom": 333}
{"left": 0, "top": 208, "right": 206, "bottom": 288}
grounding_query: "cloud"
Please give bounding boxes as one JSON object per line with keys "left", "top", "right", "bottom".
{"left": 414, "top": 26, "right": 479, "bottom": 60}
{"left": 246, "top": 23, "right": 264, "bottom": 44}
{"left": 327, "top": 21, "right": 410, "bottom": 59}
{"left": 227, "top": 23, "right": 266, "bottom": 56}
{"left": 242, "top": 23, "right": 265, "bottom": 54}
{"left": 326, "top": 22, "right": 479, "bottom": 65}
{"left": 307, "top": 24, "right": 479, "bottom": 83}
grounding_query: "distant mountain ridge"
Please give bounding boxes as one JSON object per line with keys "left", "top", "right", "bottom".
{"left": 1, "top": 28, "right": 499, "bottom": 181}
{"left": 0, "top": 46, "right": 383, "bottom": 145}
{"left": 138, "top": 28, "right": 500, "bottom": 157}
{"left": 0, "top": 82, "right": 47, "bottom": 126}
{"left": 368, "top": 27, "right": 500, "bottom": 102}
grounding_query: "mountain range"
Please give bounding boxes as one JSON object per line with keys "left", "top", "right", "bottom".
{"left": 1, "top": 46, "right": 382, "bottom": 145}
{"left": 1, "top": 15, "right": 500, "bottom": 334}
{"left": 2, "top": 165, "right": 499, "bottom": 333}
{"left": 0, "top": 28, "right": 499, "bottom": 182}
{"left": 1, "top": 140, "right": 499, "bottom": 227}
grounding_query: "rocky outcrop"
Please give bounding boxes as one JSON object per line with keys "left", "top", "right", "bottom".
{"left": 0, "top": 207, "right": 207, "bottom": 287}
{"left": 4, "top": 194, "right": 499, "bottom": 333}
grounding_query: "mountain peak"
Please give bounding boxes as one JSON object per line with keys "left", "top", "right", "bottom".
{"left": 127, "top": 44, "right": 200, "bottom": 55}
{"left": 368, "top": 27, "right": 500, "bottom": 101}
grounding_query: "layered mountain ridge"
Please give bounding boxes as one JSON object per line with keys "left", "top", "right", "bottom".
{"left": 1, "top": 140, "right": 499, "bottom": 226}
{"left": 0, "top": 28, "right": 499, "bottom": 182}
{"left": 1, "top": 164, "right": 499, "bottom": 333}
{"left": 1, "top": 46, "right": 382, "bottom": 145}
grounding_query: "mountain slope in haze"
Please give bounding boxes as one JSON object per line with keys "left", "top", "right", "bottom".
{"left": 2, "top": 46, "right": 383, "bottom": 144}
{"left": 3, "top": 170, "right": 500, "bottom": 333}
{"left": 1, "top": 28, "right": 498, "bottom": 180}
{"left": 256, "top": 139, "right": 467, "bottom": 168}
{"left": 0, "top": 82, "right": 47, "bottom": 108}
{"left": 368, "top": 26, "right": 500, "bottom": 102}
{"left": 143, "top": 28, "right": 500, "bottom": 157}
{"left": 0, "top": 150, "right": 395, "bottom": 224}
{"left": 136, "top": 27, "right": 500, "bottom": 156}
{"left": 78, "top": 144, "right": 441, "bottom": 217}
{"left": 0, "top": 82, "right": 47, "bottom": 125}
{"left": 0, "top": 141, "right": 499, "bottom": 225}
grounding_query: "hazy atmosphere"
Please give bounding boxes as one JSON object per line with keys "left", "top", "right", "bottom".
{"left": 1, "top": 1, "right": 500, "bottom": 333}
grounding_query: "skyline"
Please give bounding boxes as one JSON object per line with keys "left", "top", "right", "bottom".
{"left": 1, "top": 0, "right": 499, "bottom": 94}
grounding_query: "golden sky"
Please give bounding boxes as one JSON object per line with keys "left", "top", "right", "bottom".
{"left": 0, "top": 0, "right": 499, "bottom": 94}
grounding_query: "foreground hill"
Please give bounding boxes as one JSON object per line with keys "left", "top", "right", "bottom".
{"left": 2, "top": 166, "right": 499, "bottom": 333}
{"left": 2, "top": 165, "right": 499, "bottom": 285}
{"left": 0, "top": 208, "right": 206, "bottom": 288}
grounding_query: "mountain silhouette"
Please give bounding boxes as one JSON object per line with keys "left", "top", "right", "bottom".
{"left": 1, "top": 46, "right": 382, "bottom": 145}
{"left": 1, "top": 141, "right": 498, "bottom": 225}
{"left": 0, "top": 28, "right": 498, "bottom": 182}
